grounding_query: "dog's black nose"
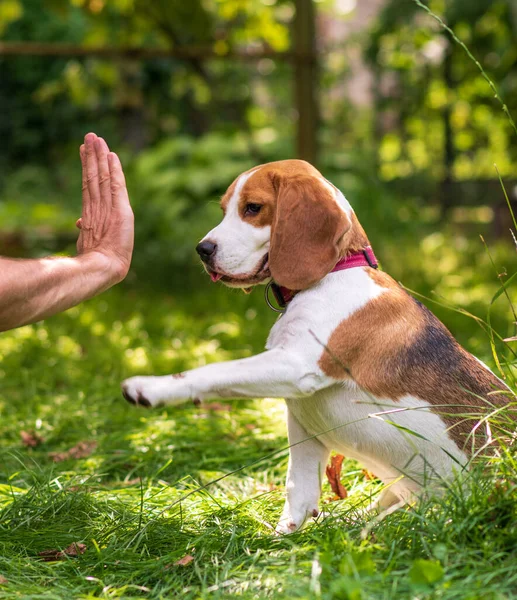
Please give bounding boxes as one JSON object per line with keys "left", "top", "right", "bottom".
{"left": 196, "top": 240, "right": 217, "bottom": 263}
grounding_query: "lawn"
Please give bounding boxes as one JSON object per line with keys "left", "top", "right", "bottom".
{"left": 0, "top": 219, "right": 516, "bottom": 599}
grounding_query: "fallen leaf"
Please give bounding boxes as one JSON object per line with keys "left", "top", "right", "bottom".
{"left": 68, "top": 485, "right": 92, "bottom": 493}
{"left": 203, "top": 403, "right": 231, "bottom": 411}
{"left": 326, "top": 454, "right": 348, "bottom": 500}
{"left": 49, "top": 441, "right": 97, "bottom": 463}
{"left": 63, "top": 542, "right": 87, "bottom": 557}
{"left": 0, "top": 575, "right": 7, "bottom": 585}
{"left": 38, "top": 542, "right": 87, "bottom": 561}
{"left": 123, "top": 478, "right": 142, "bottom": 486}
{"left": 362, "top": 469, "right": 376, "bottom": 481}
{"left": 20, "top": 430, "right": 44, "bottom": 448}
{"left": 174, "top": 554, "right": 194, "bottom": 567}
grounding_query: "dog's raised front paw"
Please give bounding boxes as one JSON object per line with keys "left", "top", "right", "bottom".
{"left": 121, "top": 376, "right": 167, "bottom": 408}
{"left": 121, "top": 375, "right": 192, "bottom": 408}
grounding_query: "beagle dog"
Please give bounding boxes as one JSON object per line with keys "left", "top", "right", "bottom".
{"left": 122, "top": 160, "right": 511, "bottom": 533}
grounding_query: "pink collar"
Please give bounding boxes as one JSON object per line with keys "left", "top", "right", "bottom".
{"left": 266, "top": 246, "right": 378, "bottom": 312}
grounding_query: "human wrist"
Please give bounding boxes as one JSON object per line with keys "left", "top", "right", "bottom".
{"left": 76, "top": 250, "right": 128, "bottom": 289}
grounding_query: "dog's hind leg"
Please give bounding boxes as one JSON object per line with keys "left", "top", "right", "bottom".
{"left": 276, "top": 408, "right": 330, "bottom": 534}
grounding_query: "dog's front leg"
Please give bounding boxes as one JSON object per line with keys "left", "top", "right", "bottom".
{"left": 122, "top": 348, "right": 329, "bottom": 408}
{"left": 276, "top": 408, "right": 330, "bottom": 534}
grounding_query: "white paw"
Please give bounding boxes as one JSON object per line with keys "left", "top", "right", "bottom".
{"left": 121, "top": 375, "right": 186, "bottom": 408}
{"left": 275, "top": 506, "right": 319, "bottom": 535}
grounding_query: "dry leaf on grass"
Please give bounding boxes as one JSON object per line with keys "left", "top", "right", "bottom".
{"left": 38, "top": 542, "right": 87, "bottom": 561}
{"left": 20, "top": 430, "right": 44, "bottom": 448}
{"left": 362, "top": 469, "right": 376, "bottom": 481}
{"left": 49, "top": 441, "right": 97, "bottom": 463}
{"left": 326, "top": 454, "right": 348, "bottom": 500}
{"left": 68, "top": 485, "right": 91, "bottom": 493}
{"left": 123, "top": 478, "right": 143, "bottom": 486}
{"left": 174, "top": 555, "right": 194, "bottom": 567}
{"left": 0, "top": 575, "right": 7, "bottom": 585}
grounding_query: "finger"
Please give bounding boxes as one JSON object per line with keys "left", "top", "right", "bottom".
{"left": 80, "top": 143, "right": 92, "bottom": 247}
{"left": 76, "top": 218, "right": 82, "bottom": 229}
{"left": 80, "top": 144, "right": 89, "bottom": 218}
{"left": 94, "top": 137, "right": 111, "bottom": 234}
{"left": 85, "top": 132, "right": 101, "bottom": 236}
{"left": 100, "top": 137, "right": 111, "bottom": 153}
{"left": 108, "top": 152, "right": 132, "bottom": 213}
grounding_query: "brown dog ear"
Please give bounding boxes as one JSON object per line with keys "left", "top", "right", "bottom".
{"left": 269, "top": 174, "right": 351, "bottom": 290}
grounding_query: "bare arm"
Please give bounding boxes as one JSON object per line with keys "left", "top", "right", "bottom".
{"left": 0, "top": 133, "right": 134, "bottom": 332}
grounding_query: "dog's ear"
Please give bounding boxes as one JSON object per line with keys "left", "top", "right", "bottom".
{"left": 269, "top": 174, "right": 351, "bottom": 290}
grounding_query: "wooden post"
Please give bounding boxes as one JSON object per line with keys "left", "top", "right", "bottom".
{"left": 293, "top": 0, "right": 318, "bottom": 165}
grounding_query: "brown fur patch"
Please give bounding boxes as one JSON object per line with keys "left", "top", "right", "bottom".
{"left": 319, "top": 275, "right": 512, "bottom": 451}
{"left": 237, "top": 161, "right": 323, "bottom": 229}
{"left": 366, "top": 267, "right": 394, "bottom": 288}
{"left": 342, "top": 212, "right": 370, "bottom": 255}
{"left": 239, "top": 168, "right": 277, "bottom": 228}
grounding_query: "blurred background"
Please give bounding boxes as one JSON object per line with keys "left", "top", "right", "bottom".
{"left": 0, "top": 0, "right": 516, "bottom": 363}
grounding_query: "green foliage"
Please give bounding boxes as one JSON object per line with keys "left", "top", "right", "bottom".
{"left": 0, "top": 0, "right": 294, "bottom": 172}
{"left": 364, "top": 0, "right": 517, "bottom": 182}
{"left": 0, "top": 0, "right": 22, "bottom": 35}
{"left": 409, "top": 558, "right": 444, "bottom": 586}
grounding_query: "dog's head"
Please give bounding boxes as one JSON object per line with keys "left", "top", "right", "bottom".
{"left": 196, "top": 160, "right": 369, "bottom": 290}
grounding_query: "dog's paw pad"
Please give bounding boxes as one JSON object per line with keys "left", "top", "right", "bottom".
{"left": 136, "top": 392, "right": 151, "bottom": 408}
{"left": 122, "top": 386, "right": 136, "bottom": 405}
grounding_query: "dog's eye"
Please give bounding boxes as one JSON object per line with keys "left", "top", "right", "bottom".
{"left": 245, "top": 203, "right": 262, "bottom": 216}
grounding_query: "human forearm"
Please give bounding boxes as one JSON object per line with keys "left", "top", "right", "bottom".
{"left": 0, "top": 133, "right": 133, "bottom": 333}
{"left": 0, "top": 252, "right": 121, "bottom": 331}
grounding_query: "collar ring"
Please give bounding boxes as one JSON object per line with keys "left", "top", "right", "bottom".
{"left": 264, "top": 280, "right": 286, "bottom": 314}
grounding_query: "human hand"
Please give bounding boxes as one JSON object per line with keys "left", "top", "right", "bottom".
{"left": 77, "top": 133, "right": 134, "bottom": 282}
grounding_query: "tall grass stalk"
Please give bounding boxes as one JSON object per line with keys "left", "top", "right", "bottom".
{"left": 413, "top": 0, "right": 517, "bottom": 137}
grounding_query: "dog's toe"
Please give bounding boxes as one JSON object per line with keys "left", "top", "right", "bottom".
{"left": 136, "top": 392, "right": 151, "bottom": 408}
{"left": 122, "top": 385, "right": 136, "bottom": 405}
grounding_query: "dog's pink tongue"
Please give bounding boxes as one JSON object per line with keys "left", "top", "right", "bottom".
{"left": 210, "top": 272, "right": 222, "bottom": 282}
